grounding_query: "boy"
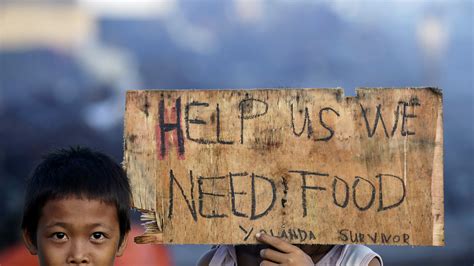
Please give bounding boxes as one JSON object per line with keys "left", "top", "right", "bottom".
{"left": 21, "top": 147, "right": 132, "bottom": 266}
{"left": 198, "top": 233, "right": 382, "bottom": 266}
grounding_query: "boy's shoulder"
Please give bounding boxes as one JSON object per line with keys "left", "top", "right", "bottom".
{"left": 337, "top": 245, "right": 383, "bottom": 266}
{"left": 196, "top": 246, "right": 219, "bottom": 266}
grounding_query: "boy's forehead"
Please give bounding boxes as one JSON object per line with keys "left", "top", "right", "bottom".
{"left": 39, "top": 197, "right": 119, "bottom": 227}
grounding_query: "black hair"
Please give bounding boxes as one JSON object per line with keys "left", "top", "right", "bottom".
{"left": 21, "top": 146, "right": 132, "bottom": 246}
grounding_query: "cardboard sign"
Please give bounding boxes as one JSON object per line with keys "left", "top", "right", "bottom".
{"left": 124, "top": 88, "right": 444, "bottom": 246}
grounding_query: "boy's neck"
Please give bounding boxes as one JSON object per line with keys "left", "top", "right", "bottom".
{"left": 299, "top": 244, "right": 335, "bottom": 262}
{"left": 235, "top": 244, "right": 334, "bottom": 265}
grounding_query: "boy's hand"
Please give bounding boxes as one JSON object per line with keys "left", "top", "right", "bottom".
{"left": 256, "top": 232, "right": 314, "bottom": 265}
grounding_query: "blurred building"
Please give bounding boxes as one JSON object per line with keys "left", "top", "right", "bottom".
{"left": 0, "top": 3, "right": 96, "bottom": 51}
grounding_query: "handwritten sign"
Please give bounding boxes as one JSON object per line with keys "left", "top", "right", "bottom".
{"left": 124, "top": 88, "right": 444, "bottom": 246}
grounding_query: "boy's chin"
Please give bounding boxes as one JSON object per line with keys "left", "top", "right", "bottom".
{"left": 235, "top": 244, "right": 271, "bottom": 255}
{"left": 235, "top": 243, "right": 332, "bottom": 257}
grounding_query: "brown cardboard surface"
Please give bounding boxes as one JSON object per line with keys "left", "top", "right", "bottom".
{"left": 124, "top": 88, "right": 444, "bottom": 246}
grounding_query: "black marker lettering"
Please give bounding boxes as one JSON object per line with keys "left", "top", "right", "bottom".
{"left": 352, "top": 176, "right": 376, "bottom": 211}
{"left": 229, "top": 172, "right": 248, "bottom": 218}
{"left": 381, "top": 233, "right": 392, "bottom": 243}
{"left": 250, "top": 173, "right": 276, "bottom": 220}
{"left": 393, "top": 235, "right": 400, "bottom": 243}
{"left": 367, "top": 232, "right": 378, "bottom": 243}
{"left": 197, "top": 175, "right": 227, "bottom": 218}
{"left": 290, "top": 104, "right": 313, "bottom": 138}
{"left": 401, "top": 100, "right": 420, "bottom": 136}
{"left": 159, "top": 97, "right": 185, "bottom": 157}
{"left": 216, "top": 103, "right": 234, "bottom": 144}
{"left": 403, "top": 233, "right": 410, "bottom": 244}
{"left": 168, "top": 170, "right": 197, "bottom": 221}
{"left": 332, "top": 176, "right": 349, "bottom": 208}
{"left": 339, "top": 229, "right": 349, "bottom": 241}
{"left": 185, "top": 101, "right": 216, "bottom": 144}
{"left": 239, "top": 97, "right": 268, "bottom": 144}
{"left": 360, "top": 103, "right": 390, "bottom": 138}
{"left": 317, "top": 107, "right": 340, "bottom": 141}
{"left": 289, "top": 170, "right": 328, "bottom": 217}
{"left": 289, "top": 229, "right": 298, "bottom": 240}
{"left": 377, "top": 174, "right": 406, "bottom": 211}
{"left": 298, "top": 229, "right": 307, "bottom": 241}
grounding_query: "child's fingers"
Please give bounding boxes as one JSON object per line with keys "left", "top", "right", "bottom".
{"left": 255, "top": 232, "right": 298, "bottom": 253}
{"left": 260, "top": 260, "right": 279, "bottom": 266}
{"left": 260, "top": 248, "right": 286, "bottom": 263}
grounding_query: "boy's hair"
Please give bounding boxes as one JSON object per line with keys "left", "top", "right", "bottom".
{"left": 21, "top": 146, "right": 132, "bottom": 246}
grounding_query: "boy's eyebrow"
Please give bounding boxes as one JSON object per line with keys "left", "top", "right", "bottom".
{"left": 45, "top": 222, "right": 114, "bottom": 231}
{"left": 87, "top": 223, "right": 114, "bottom": 231}
{"left": 45, "top": 222, "right": 68, "bottom": 229}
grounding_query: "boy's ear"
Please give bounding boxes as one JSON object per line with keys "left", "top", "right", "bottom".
{"left": 22, "top": 230, "right": 38, "bottom": 255}
{"left": 116, "top": 233, "right": 128, "bottom": 257}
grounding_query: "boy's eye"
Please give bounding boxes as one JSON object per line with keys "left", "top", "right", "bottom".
{"left": 51, "top": 232, "right": 68, "bottom": 242}
{"left": 91, "top": 232, "right": 106, "bottom": 241}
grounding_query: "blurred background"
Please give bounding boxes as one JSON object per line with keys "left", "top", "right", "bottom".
{"left": 0, "top": 0, "right": 472, "bottom": 265}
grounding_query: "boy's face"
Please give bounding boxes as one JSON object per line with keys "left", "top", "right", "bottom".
{"left": 23, "top": 197, "right": 127, "bottom": 266}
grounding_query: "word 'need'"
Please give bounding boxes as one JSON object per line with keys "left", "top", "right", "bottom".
{"left": 167, "top": 169, "right": 406, "bottom": 221}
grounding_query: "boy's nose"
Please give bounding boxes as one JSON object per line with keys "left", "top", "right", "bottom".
{"left": 67, "top": 241, "right": 90, "bottom": 265}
